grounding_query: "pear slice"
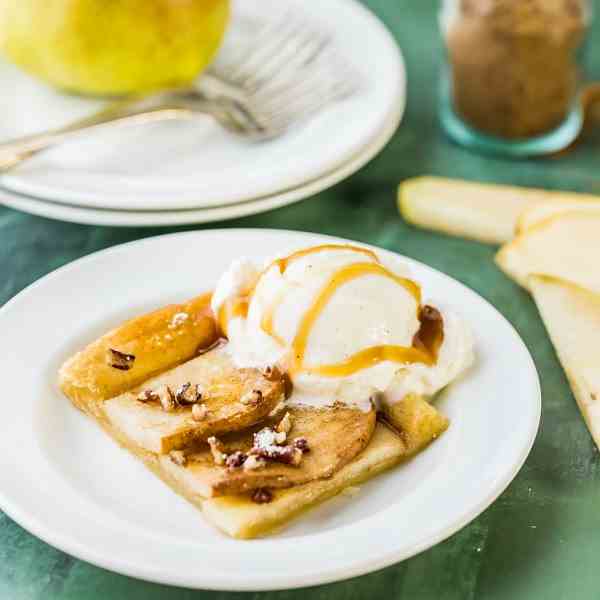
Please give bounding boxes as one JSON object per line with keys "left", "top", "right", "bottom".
{"left": 517, "top": 201, "right": 600, "bottom": 234}
{"left": 397, "top": 176, "right": 591, "bottom": 244}
{"left": 160, "top": 405, "right": 376, "bottom": 497}
{"left": 496, "top": 211, "right": 600, "bottom": 292}
{"left": 529, "top": 275, "right": 600, "bottom": 449}
{"left": 203, "top": 395, "right": 448, "bottom": 539}
{"left": 101, "top": 348, "right": 285, "bottom": 454}
{"left": 58, "top": 292, "right": 218, "bottom": 416}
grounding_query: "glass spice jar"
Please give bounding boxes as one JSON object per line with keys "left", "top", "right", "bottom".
{"left": 439, "top": 0, "right": 592, "bottom": 156}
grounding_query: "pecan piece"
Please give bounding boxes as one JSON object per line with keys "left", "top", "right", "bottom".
{"left": 136, "top": 389, "right": 158, "bottom": 403}
{"left": 208, "top": 436, "right": 226, "bottom": 466}
{"left": 251, "top": 488, "right": 273, "bottom": 504}
{"left": 169, "top": 450, "right": 187, "bottom": 467}
{"left": 276, "top": 412, "right": 293, "bottom": 434}
{"left": 107, "top": 348, "right": 135, "bottom": 371}
{"left": 156, "top": 384, "right": 176, "bottom": 412}
{"left": 176, "top": 382, "right": 201, "bottom": 405}
{"left": 225, "top": 451, "right": 247, "bottom": 470}
{"left": 251, "top": 445, "right": 302, "bottom": 466}
{"left": 293, "top": 437, "right": 310, "bottom": 454}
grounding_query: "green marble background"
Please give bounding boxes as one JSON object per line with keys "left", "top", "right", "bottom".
{"left": 2, "top": 1, "right": 600, "bottom": 598}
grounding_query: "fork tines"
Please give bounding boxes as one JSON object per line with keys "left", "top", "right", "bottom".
{"left": 208, "top": 6, "right": 361, "bottom": 137}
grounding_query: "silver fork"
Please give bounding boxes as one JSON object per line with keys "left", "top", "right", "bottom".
{"left": 0, "top": 11, "right": 359, "bottom": 173}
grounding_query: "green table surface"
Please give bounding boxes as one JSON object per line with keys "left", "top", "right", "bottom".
{"left": 2, "top": 1, "right": 600, "bottom": 598}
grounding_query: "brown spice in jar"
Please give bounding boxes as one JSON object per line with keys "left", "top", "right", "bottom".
{"left": 445, "top": 0, "right": 588, "bottom": 138}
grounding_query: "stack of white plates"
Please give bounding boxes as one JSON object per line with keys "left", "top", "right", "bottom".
{"left": 0, "top": 0, "right": 405, "bottom": 227}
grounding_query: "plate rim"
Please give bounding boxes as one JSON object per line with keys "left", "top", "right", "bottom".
{"left": 0, "top": 228, "right": 542, "bottom": 591}
{"left": 0, "top": 81, "right": 404, "bottom": 226}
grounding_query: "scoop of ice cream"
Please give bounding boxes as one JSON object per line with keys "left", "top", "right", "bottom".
{"left": 211, "top": 245, "right": 473, "bottom": 410}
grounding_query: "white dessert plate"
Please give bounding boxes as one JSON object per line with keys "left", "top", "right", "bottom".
{"left": 0, "top": 229, "right": 540, "bottom": 591}
{"left": 0, "top": 90, "right": 401, "bottom": 226}
{"left": 0, "top": 0, "right": 405, "bottom": 211}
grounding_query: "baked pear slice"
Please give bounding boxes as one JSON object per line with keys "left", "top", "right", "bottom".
{"left": 397, "top": 176, "right": 592, "bottom": 244}
{"left": 101, "top": 347, "right": 286, "bottom": 454}
{"left": 203, "top": 395, "right": 448, "bottom": 539}
{"left": 496, "top": 211, "right": 600, "bottom": 292}
{"left": 529, "top": 275, "right": 600, "bottom": 449}
{"left": 160, "top": 405, "right": 376, "bottom": 497}
{"left": 59, "top": 293, "right": 218, "bottom": 417}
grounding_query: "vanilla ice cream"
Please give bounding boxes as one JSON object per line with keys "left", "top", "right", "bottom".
{"left": 211, "top": 245, "right": 473, "bottom": 411}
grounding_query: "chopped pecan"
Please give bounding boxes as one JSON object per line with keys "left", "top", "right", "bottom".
{"left": 250, "top": 445, "right": 302, "bottom": 466}
{"left": 276, "top": 412, "right": 293, "bottom": 434}
{"left": 208, "top": 436, "right": 226, "bottom": 466}
{"left": 293, "top": 437, "right": 310, "bottom": 454}
{"left": 169, "top": 450, "right": 187, "bottom": 467}
{"left": 136, "top": 389, "right": 159, "bottom": 403}
{"left": 176, "top": 382, "right": 201, "bottom": 405}
{"left": 191, "top": 403, "right": 208, "bottom": 421}
{"left": 107, "top": 348, "right": 135, "bottom": 371}
{"left": 251, "top": 488, "right": 273, "bottom": 504}
{"left": 156, "top": 385, "right": 176, "bottom": 412}
{"left": 225, "top": 451, "right": 247, "bottom": 469}
{"left": 240, "top": 389, "right": 263, "bottom": 406}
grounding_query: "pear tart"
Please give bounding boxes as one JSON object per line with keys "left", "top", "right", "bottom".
{"left": 59, "top": 294, "right": 449, "bottom": 538}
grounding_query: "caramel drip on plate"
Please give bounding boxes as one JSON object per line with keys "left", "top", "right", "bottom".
{"left": 290, "top": 262, "right": 422, "bottom": 374}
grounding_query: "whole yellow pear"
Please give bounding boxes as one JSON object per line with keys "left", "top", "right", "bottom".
{"left": 0, "top": 0, "right": 230, "bottom": 95}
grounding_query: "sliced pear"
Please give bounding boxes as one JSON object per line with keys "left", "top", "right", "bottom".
{"left": 160, "top": 405, "right": 376, "bottom": 497}
{"left": 58, "top": 293, "right": 218, "bottom": 416}
{"left": 496, "top": 211, "right": 600, "bottom": 292}
{"left": 517, "top": 201, "right": 600, "bottom": 234}
{"left": 203, "top": 396, "right": 448, "bottom": 539}
{"left": 529, "top": 275, "right": 600, "bottom": 449}
{"left": 397, "top": 176, "right": 589, "bottom": 244}
{"left": 102, "top": 348, "right": 285, "bottom": 454}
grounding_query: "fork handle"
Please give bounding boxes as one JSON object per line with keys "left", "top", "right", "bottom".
{"left": 0, "top": 97, "right": 195, "bottom": 172}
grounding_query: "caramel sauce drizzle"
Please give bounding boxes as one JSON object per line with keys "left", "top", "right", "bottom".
{"left": 217, "top": 244, "right": 376, "bottom": 338}
{"left": 215, "top": 244, "right": 443, "bottom": 376}
{"left": 260, "top": 289, "right": 287, "bottom": 347}
{"left": 269, "top": 244, "right": 378, "bottom": 275}
{"left": 290, "top": 261, "right": 423, "bottom": 375}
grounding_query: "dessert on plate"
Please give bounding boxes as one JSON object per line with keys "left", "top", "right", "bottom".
{"left": 59, "top": 244, "right": 474, "bottom": 538}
